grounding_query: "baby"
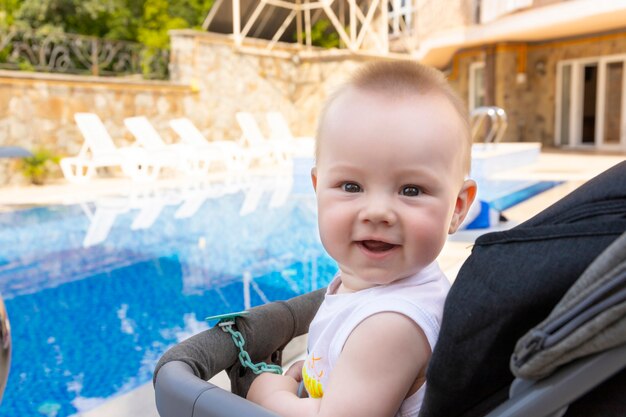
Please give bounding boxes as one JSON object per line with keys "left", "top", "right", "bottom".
{"left": 247, "top": 60, "right": 477, "bottom": 417}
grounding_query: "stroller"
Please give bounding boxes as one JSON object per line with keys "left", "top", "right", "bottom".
{"left": 153, "top": 161, "right": 626, "bottom": 417}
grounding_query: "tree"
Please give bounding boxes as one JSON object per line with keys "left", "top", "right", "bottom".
{"left": 4, "top": 0, "right": 214, "bottom": 46}
{"left": 138, "top": 0, "right": 188, "bottom": 49}
{"left": 14, "top": 0, "right": 121, "bottom": 37}
{"left": 0, "top": 0, "right": 22, "bottom": 28}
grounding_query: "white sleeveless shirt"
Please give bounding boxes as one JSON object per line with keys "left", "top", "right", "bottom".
{"left": 302, "top": 262, "right": 450, "bottom": 417}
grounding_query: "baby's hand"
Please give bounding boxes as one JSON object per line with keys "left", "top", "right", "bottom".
{"left": 247, "top": 372, "right": 299, "bottom": 406}
{"left": 284, "top": 360, "right": 304, "bottom": 383}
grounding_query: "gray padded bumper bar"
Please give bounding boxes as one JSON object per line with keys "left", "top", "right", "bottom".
{"left": 153, "top": 289, "right": 325, "bottom": 417}
{"left": 486, "top": 343, "right": 626, "bottom": 417}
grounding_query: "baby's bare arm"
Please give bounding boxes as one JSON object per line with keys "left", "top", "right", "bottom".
{"left": 248, "top": 372, "right": 320, "bottom": 415}
{"left": 247, "top": 312, "right": 430, "bottom": 417}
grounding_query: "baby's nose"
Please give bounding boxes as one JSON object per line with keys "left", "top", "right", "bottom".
{"left": 358, "top": 196, "right": 397, "bottom": 225}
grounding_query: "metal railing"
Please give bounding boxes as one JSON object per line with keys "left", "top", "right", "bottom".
{"left": 0, "top": 29, "right": 170, "bottom": 79}
{"left": 470, "top": 106, "right": 508, "bottom": 144}
{"left": 203, "top": 0, "right": 419, "bottom": 58}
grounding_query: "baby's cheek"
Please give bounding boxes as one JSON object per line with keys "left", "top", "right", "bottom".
{"left": 319, "top": 208, "right": 348, "bottom": 238}
{"left": 409, "top": 221, "right": 447, "bottom": 263}
{"left": 318, "top": 217, "right": 341, "bottom": 255}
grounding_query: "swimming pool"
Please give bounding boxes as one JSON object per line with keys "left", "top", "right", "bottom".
{"left": 479, "top": 179, "right": 563, "bottom": 211}
{"left": 0, "top": 172, "right": 561, "bottom": 416}
{"left": 0, "top": 177, "right": 336, "bottom": 417}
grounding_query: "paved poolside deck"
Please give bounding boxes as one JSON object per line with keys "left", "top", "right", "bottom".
{"left": 1, "top": 150, "right": 624, "bottom": 416}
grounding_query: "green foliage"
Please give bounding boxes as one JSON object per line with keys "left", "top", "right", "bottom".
{"left": 1, "top": 0, "right": 215, "bottom": 78}
{"left": 18, "top": 148, "right": 60, "bottom": 185}
{"left": 16, "top": 56, "right": 34, "bottom": 71}
{"left": 139, "top": 47, "right": 168, "bottom": 79}
{"left": 14, "top": 0, "right": 118, "bottom": 38}
{"left": 138, "top": 0, "right": 188, "bottom": 49}
{"left": 0, "top": 0, "right": 22, "bottom": 28}
{"left": 4, "top": 0, "right": 215, "bottom": 45}
{"left": 311, "top": 19, "right": 339, "bottom": 49}
{"left": 170, "top": 0, "right": 215, "bottom": 29}
{"left": 295, "top": 19, "right": 340, "bottom": 49}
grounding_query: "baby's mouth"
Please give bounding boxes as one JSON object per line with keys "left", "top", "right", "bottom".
{"left": 358, "top": 240, "right": 398, "bottom": 253}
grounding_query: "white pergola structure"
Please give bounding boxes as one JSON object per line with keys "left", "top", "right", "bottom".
{"left": 202, "top": 0, "right": 417, "bottom": 59}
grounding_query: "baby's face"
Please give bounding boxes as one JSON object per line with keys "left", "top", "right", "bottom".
{"left": 312, "top": 88, "right": 470, "bottom": 292}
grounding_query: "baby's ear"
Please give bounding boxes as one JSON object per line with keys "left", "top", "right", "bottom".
{"left": 311, "top": 167, "right": 318, "bottom": 191}
{"left": 448, "top": 179, "right": 477, "bottom": 234}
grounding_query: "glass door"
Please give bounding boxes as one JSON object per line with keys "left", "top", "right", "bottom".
{"left": 469, "top": 61, "right": 486, "bottom": 111}
{"left": 556, "top": 55, "right": 626, "bottom": 150}
{"left": 557, "top": 63, "right": 572, "bottom": 146}
{"left": 581, "top": 63, "right": 598, "bottom": 145}
{"left": 599, "top": 59, "right": 624, "bottom": 149}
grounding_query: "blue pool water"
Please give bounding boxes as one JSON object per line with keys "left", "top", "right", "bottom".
{"left": 487, "top": 180, "right": 563, "bottom": 211}
{"left": 0, "top": 179, "right": 336, "bottom": 417}
{"left": 478, "top": 179, "right": 563, "bottom": 211}
{"left": 0, "top": 174, "right": 560, "bottom": 416}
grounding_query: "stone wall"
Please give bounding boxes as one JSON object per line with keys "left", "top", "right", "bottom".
{"left": 414, "top": 0, "right": 474, "bottom": 40}
{"left": 447, "top": 49, "right": 485, "bottom": 108}
{"left": 0, "top": 71, "right": 194, "bottom": 185}
{"left": 169, "top": 31, "right": 363, "bottom": 143}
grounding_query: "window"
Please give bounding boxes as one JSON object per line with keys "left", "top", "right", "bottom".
{"left": 556, "top": 55, "right": 626, "bottom": 150}
{"left": 469, "top": 62, "right": 486, "bottom": 111}
{"left": 558, "top": 63, "right": 572, "bottom": 146}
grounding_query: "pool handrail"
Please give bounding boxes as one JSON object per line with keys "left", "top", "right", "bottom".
{"left": 470, "top": 106, "right": 508, "bottom": 144}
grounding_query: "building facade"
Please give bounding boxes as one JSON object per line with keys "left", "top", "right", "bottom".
{"left": 409, "top": 0, "right": 626, "bottom": 152}
{"left": 202, "top": 0, "right": 626, "bottom": 152}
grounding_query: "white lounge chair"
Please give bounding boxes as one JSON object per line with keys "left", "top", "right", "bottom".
{"left": 266, "top": 111, "right": 315, "bottom": 157}
{"left": 235, "top": 112, "right": 291, "bottom": 165}
{"left": 238, "top": 179, "right": 266, "bottom": 216}
{"left": 174, "top": 183, "right": 235, "bottom": 219}
{"left": 81, "top": 190, "right": 181, "bottom": 247}
{"left": 169, "top": 118, "right": 250, "bottom": 171}
{"left": 174, "top": 190, "right": 216, "bottom": 220}
{"left": 60, "top": 113, "right": 161, "bottom": 183}
{"left": 130, "top": 200, "right": 168, "bottom": 230}
{"left": 124, "top": 116, "right": 217, "bottom": 176}
{"left": 268, "top": 178, "right": 293, "bottom": 208}
{"left": 80, "top": 198, "right": 130, "bottom": 247}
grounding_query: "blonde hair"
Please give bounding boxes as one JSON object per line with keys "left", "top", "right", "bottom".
{"left": 316, "top": 60, "right": 472, "bottom": 173}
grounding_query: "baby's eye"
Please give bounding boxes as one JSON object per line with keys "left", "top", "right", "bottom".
{"left": 400, "top": 185, "right": 421, "bottom": 196}
{"left": 341, "top": 182, "right": 362, "bottom": 193}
